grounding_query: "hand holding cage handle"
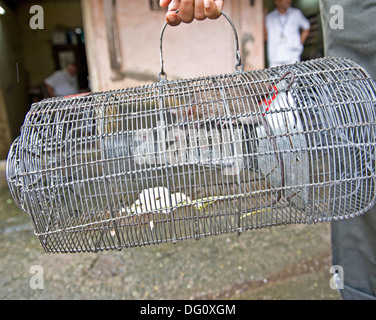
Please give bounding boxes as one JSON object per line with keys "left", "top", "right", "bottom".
{"left": 159, "top": 10, "right": 244, "bottom": 81}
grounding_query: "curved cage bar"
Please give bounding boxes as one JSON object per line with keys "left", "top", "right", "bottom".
{"left": 6, "top": 57, "right": 376, "bottom": 253}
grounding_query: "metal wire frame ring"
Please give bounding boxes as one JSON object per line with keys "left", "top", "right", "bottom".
{"left": 159, "top": 9, "right": 244, "bottom": 81}
{"left": 278, "top": 70, "right": 295, "bottom": 89}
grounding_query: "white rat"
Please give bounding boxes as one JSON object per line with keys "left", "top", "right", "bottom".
{"left": 128, "top": 187, "right": 191, "bottom": 215}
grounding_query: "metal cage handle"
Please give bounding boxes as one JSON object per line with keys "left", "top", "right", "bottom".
{"left": 159, "top": 10, "right": 244, "bottom": 81}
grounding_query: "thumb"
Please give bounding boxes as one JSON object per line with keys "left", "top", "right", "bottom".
{"left": 204, "top": 0, "right": 223, "bottom": 19}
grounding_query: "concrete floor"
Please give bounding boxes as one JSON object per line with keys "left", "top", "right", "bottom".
{"left": 0, "top": 160, "right": 341, "bottom": 300}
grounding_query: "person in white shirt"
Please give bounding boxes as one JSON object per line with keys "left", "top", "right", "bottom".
{"left": 44, "top": 63, "right": 80, "bottom": 97}
{"left": 265, "top": 0, "right": 310, "bottom": 67}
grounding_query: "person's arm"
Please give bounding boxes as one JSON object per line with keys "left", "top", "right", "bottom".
{"left": 298, "top": 10, "right": 310, "bottom": 45}
{"left": 300, "top": 28, "right": 310, "bottom": 44}
{"left": 45, "top": 83, "right": 55, "bottom": 97}
{"left": 44, "top": 72, "right": 59, "bottom": 97}
{"left": 160, "top": 0, "right": 224, "bottom": 26}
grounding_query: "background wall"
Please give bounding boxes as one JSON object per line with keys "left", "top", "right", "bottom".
{"left": 0, "top": 0, "right": 28, "bottom": 158}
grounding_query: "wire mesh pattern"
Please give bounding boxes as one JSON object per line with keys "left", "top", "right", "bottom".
{"left": 6, "top": 57, "right": 376, "bottom": 253}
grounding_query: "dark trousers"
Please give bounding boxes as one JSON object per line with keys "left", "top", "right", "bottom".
{"left": 320, "top": 0, "right": 376, "bottom": 299}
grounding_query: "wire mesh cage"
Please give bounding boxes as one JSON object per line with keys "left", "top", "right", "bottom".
{"left": 7, "top": 13, "right": 376, "bottom": 253}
